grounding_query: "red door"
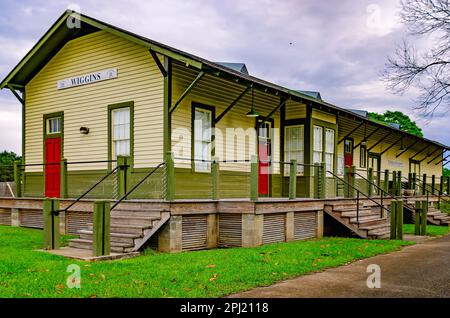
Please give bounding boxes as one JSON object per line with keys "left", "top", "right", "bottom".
{"left": 344, "top": 139, "right": 353, "bottom": 167}
{"left": 258, "top": 122, "right": 271, "bottom": 196}
{"left": 45, "top": 137, "right": 61, "bottom": 198}
{"left": 258, "top": 142, "right": 269, "bottom": 195}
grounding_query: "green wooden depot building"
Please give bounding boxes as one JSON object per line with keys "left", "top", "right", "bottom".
{"left": 0, "top": 10, "right": 449, "bottom": 254}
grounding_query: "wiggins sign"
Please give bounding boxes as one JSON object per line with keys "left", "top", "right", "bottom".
{"left": 57, "top": 68, "right": 118, "bottom": 90}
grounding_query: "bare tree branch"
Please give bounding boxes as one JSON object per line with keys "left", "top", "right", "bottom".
{"left": 384, "top": 0, "right": 450, "bottom": 117}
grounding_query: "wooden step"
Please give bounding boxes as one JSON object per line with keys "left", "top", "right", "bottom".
{"left": 359, "top": 222, "right": 390, "bottom": 231}
{"left": 110, "top": 215, "right": 158, "bottom": 226}
{"left": 341, "top": 210, "right": 382, "bottom": 218}
{"left": 86, "top": 223, "right": 152, "bottom": 235}
{"left": 78, "top": 230, "right": 138, "bottom": 245}
{"left": 68, "top": 238, "right": 134, "bottom": 253}
{"left": 367, "top": 227, "right": 390, "bottom": 236}
{"left": 349, "top": 215, "right": 386, "bottom": 224}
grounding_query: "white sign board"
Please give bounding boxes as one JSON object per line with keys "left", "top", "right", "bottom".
{"left": 388, "top": 160, "right": 404, "bottom": 167}
{"left": 57, "top": 68, "right": 118, "bottom": 90}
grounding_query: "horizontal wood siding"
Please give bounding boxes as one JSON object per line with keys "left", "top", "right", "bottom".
{"left": 0, "top": 208, "right": 11, "bottom": 225}
{"left": 218, "top": 214, "right": 242, "bottom": 247}
{"left": 25, "top": 30, "right": 164, "bottom": 172}
{"left": 294, "top": 212, "right": 317, "bottom": 240}
{"left": 182, "top": 215, "right": 208, "bottom": 250}
{"left": 66, "top": 211, "right": 92, "bottom": 235}
{"left": 263, "top": 213, "right": 286, "bottom": 244}
{"left": 285, "top": 100, "right": 307, "bottom": 120}
{"left": 19, "top": 209, "right": 43, "bottom": 228}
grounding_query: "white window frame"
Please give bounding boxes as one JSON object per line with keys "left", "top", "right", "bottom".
{"left": 284, "top": 125, "right": 304, "bottom": 176}
{"left": 313, "top": 125, "right": 323, "bottom": 165}
{"left": 46, "top": 117, "right": 61, "bottom": 135}
{"left": 111, "top": 107, "right": 131, "bottom": 159}
{"left": 193, "top": 107, "right": 212, "bottom": 172}
{"left": 325, "top": 128, "right": 335, "bottom": 176}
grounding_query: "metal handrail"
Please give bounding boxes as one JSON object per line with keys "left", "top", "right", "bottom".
{"left": 410, "top": 177, "right": 448, "bottom": 208}
{"left": 111, "top": 162, "right": 165, "bottom": 211}
{"left": 53, "top": 164, "right": 123, "bottom": 214}
{"left": 327, "top": 169, "right": 391, "bottom": 222}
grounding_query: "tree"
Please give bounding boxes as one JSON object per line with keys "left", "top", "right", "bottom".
{"left": 444, "top": 167, "right": 450, "bottom": 177}
{"left": 383, "top": 0, "right": 450, "bottom": 117}
{"left": 368, "top": 110, "right": 424, "bottom": 137}
{"left": 0, "top": 151, "right": 21, "bottom": 182}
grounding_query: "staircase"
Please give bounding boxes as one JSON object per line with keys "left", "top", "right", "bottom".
{"left": 68, "top": 208, "right": 170, "bottom": 254}
{"left": 427, "top": 207, "right": 450, "bottom": 226}
{"left": 324, "top": 201, "right": 390, "bottom": 239}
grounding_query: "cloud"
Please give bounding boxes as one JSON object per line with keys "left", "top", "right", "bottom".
{"left": 0, "top": 0, "right": 448, "bottom": 167}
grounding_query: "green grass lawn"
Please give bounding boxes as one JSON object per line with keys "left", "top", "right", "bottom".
{"left": 0, "top": 225, "right": 413, "bottom": 298}
{"left": 403, "top": 224, "right": 449, "bottom": 236}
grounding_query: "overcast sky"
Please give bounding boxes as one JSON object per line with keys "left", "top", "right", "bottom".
{"left": 0, "top": 0, "right": 448, "bottom": 165}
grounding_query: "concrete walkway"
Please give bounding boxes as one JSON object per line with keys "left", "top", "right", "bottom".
{"left": 231, "top": 235, "right": 450, "bottom": 298}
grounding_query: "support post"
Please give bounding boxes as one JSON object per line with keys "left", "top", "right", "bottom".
{"left": 391, "top": 171, "right": 397, "bottom": 196}
{"left": 396, "top": 200, "right": 403, "bottom": 240}
{"left": 440, "top": 176, "right": 444, "bottom": 195}
{"left": 384, "top": 169, "right": 389, "bottom": 193}
{"left": 116, "top": 156, "right": 127, "bottom": 198}
{"left": 397, "top": 171, "right": 402, "bottom": 196}
{"left": 60, "top": 158, "right": 68, "bottom": 199}
{"left": 414, "top": 201, "right": 422, "bottom": 235}
{"left": 390, "top": 201, "right": 397, "bottom": 239}
{"left": 289, "top": 160, "right": 297, "bottom": 200}
{"left": 13, "top": 160, "right": 22, "bottom": 197}
{"left": 250, "top": 155, "right": 258, "bottom": 201}
{"left": 165, "top": 152, "right": 175, "bottom": 201}
{"left": 211, "top": 158, "right": 219, "bottom": 200}
{"left": 367, "top": 168, "right": 373, "bottom": 197}
{"left": 93, "top": 200, "right": 111, "bottom": 257}
{"left": 447, "top": 176, "right": 450, "bottom": 195}
{"left": 412, "top": 173, "right": 417, "bottom": 193}
{"left": 314, "top": 163, "right": 325, "bottom": 199}
{"left": 43, "top": 198, "right": 60, "bottom": 250}
{"left": 431, "top": 175, "right": 436, "bottom": 195}
{"left": 421, "top": 200, "right": 427, "bottom": 236}
{"left": 422, "top": 173, "right": 427, "bottom": 195}
{"left": 408, "top": 172, "right": 413, "bottom": 190}
{"left": 344, "top": 166, "right": 350, "bottom": 198}
{"left": 390, "top": 200, "right": 403, "bottom": 240}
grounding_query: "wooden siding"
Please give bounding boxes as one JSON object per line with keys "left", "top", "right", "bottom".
{"left": 312, "top": 109, "right": 336, "bottom": 124}
{"left": 25, "top": 30, "right": 164, "bottom": 172}
{"left": 285, "top": 100, "right": 307, "bottom": 120}
{"left": 66, "top": 211, "right": 92, "bottom": 235}
{"left": 181, "top": 214, "right": 208, "bottom": 250}
{"left": 218, "top": 213, "right": 242, "bottom": 247}
{"left": 262, "top": 213, "right": 286, "bottom": 244}
{"left": 0, "top": 208, "right": 11, "bottom": 225}
{"left": 19, "top": 209, "right": 43, "bottom": 228}
{"left": 294, "top": 212, "right": 316, "bottom": 240}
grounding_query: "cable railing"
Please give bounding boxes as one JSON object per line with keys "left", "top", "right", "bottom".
{"left": 111, "top": 163, "right": 166, "bottom": 210}
{"left": 327, "top": 169, "right": 391, "bottom": 221}
{"left": 53, "top": 164, "right": 122, "bottom": 215}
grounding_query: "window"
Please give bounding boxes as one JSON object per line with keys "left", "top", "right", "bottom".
{"left": 46, "top": 117, "right": 61, "bottom": 134}
{"left": 325, "top": 128, "right": 335, "bottom": 174}
{"left": 111, "top": 107, "right": 130, "bottom": 158}
{"left": 313, "top": 125, "right": 323, "bottom": 164}
{"left": 284, "top": 125, "right": 304, "bottom": 175}
{"left": 193, "top": 107, "right": 212, "bottom": 171}
{"left": 360, "top": 145, "right": 367, "bottom": 168}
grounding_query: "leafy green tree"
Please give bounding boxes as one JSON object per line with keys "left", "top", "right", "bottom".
{"left": 444, "top": 168, "right": 450, "bottom": 178}
{"left": 0, "top": 151, "right": 21, "bottom": 182}
{"left": 368, "top": 111, "right": 423, "bottom": 137}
